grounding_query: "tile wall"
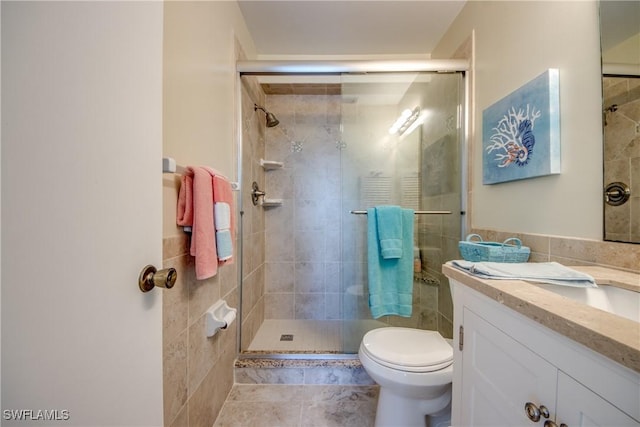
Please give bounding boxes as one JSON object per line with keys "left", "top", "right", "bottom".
{"left": 471, "top": 228, "right": 640, "bottom": 274}
{"left": 240, "top": 75, "right": 267, "bottom": 350}
{"left": 262, "top": 93, "right": 344, "bottom": 321}
{"left": 603, "top": 76, "right": 640, "bottom": 243}
{"left": 259, "top": 81, "right": 463, "bottom": 342}
{"left": 416, "top": 73, "right": 464, "bottom": 339}
{"left": 162, "top": 233, "right": 238, "bottom": 427}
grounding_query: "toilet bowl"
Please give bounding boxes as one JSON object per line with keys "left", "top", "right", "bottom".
{"left": 358, "top": 327, "right": 453, "bottom": 427}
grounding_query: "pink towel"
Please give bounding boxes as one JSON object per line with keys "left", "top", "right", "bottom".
{"left": 207, "top": 168, "right": 235, "bottom": 265}
{"left": 176, "top": 166, "right": 235, "bottom": 280}
{"left": 177, "top": 167, "right": 218, "bottom": 279}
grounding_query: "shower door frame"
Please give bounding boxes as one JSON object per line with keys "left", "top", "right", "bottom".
{"left": 235, "top": 59, "right": 470, "bottom": 359}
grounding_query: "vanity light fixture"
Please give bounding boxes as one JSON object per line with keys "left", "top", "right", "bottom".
{"left": 389, "top": 106, "right": 422, "bottom": 136}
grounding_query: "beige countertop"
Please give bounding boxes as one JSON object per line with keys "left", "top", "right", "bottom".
{"left": 442, "top": 263, "right": 640, "bottom": 374}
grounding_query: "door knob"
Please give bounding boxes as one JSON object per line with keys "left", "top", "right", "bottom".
{"left": 138, "top": 265, "right": 177, "bottom": 293}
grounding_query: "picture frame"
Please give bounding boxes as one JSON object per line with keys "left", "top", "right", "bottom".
{"left": 482, "top": 69, "right": 560, "bottom": 185}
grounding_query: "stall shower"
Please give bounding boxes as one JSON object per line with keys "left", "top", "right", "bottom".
{"left": 239, "top": 67, "right": 466, "bottom": 355}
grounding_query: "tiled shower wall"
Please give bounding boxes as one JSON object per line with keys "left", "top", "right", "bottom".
{"left": 603, "top": 76, "right": 640, "bottom": 243}
{"left": 240, "top": 75, "right": 267, "bottom": 350}
{"left": 339, "top": 99, "right": 424, "bottom": 327}
{"left": 262, "top": 93, "right": 344, "bottom": 320}
{"left": 417, "top": 73, "right": 464, "bottom": 339}
{"left": 259, "top": 80, "right": 460, "bottom": 334}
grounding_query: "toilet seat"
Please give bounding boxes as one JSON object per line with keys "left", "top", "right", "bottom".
{"left": 361, "top": 327, "right": 453, "bottom": 373}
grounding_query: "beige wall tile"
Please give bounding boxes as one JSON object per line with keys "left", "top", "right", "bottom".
{"left": 188, "top": 315, "right": 221, "bottom": 393}
{"left": 549, "top": 236, "right": 600, "bottom": 263}
{"left": 168, "top": 404, "right": 188, "bottom": 427}
{"left": 163, "top": 255, "right": 191, "bottom": 345}
{"left": 472, "top": 227, "right": 639, "bottom": 273}
{"left": 438, "top": 313, "right": 454, "bottom": 340}
{"left": 163, "top": 233, "right": 189, "bottom": 260}
{"left": 163, "top": 330, "right": 188, "bottom": 425}
{"left": 188, "top": 274, "right": 220, "bottom": 325}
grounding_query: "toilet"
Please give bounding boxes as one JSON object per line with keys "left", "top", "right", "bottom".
{"left": 358, "top": 327, "right": 453, "bottom": 427}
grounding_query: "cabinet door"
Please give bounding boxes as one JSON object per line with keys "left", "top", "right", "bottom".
{"left": 460, "top": 308, "right": 558, "bottom": 427}
{"left": 556, "top": 372, "right": 640, "bottom": 427}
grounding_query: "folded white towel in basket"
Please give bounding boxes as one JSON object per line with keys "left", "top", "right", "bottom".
{"left": 451, "top": 260, "right": 597, "bottom": 287}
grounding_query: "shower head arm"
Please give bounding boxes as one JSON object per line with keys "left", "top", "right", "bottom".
{"left": 254, "top": 104, "right": 280, "bottom": 128}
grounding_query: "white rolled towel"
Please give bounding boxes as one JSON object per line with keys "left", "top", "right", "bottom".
{"left": 214, "top": 202, "right": 231, "bottom": 230}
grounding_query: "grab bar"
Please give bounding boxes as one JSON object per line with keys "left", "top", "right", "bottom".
{"left": 350, "top": 210, "right": 451, "bottom": 215}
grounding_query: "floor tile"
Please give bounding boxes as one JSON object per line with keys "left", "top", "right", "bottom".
{"left": 214, "top": 384, "right": 379, "bottom": 427}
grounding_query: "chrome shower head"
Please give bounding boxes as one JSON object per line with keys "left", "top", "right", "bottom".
{"left": 254, "top": 104, "right": 280, "bottom": 128}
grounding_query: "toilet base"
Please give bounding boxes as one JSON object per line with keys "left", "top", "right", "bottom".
{"left": 374, "top": 386, "right": 452, "bottom": 427}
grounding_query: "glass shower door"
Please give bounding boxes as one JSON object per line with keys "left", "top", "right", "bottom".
{"left": 339, "top": 71, "right": 464, "bottom": 352}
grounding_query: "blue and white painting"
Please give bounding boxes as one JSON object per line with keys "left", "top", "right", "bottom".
{"left": 482, "top": 69, "right": 560, "bottom": 184}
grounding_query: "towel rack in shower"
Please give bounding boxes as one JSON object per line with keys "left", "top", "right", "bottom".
{"left": 350, "top": 210, "right": 451, "bottom": 215}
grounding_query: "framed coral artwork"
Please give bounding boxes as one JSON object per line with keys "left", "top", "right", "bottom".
{"left": 482, "top": 69, "right": 560, "bottom": 184}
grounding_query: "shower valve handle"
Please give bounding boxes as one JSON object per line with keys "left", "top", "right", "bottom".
{"left": 251, "top": 181, "right": 266, "bottom": 206}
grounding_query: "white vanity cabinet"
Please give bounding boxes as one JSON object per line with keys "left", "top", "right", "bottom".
{"left": 556, "top": 372, "right": 638, "bottom": 427}
{"left": 450, "top": 279, "right": 640, "bottom": 427}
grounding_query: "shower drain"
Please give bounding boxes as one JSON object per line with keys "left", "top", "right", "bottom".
{"left": 280, "top": 334, "right": 294, "bottom": 341}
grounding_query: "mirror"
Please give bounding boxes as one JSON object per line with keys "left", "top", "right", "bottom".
{"left": 600, "top": 1, "right": 640, "bottom": 244}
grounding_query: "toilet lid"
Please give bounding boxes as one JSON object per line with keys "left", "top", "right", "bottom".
{"left": 361, "top": 327, "right": 453, "bottom": 372}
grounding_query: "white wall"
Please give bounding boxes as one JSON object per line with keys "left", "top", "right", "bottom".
{"left": 434, "top": 1, "right": 603, "bottom": 239}
{"left": 163, "top": 1, "right": 256, "bottom": 238}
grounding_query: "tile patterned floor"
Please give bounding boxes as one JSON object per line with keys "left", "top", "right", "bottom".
{"left": 213, "top": 384, "right": 379, "bottom": 427}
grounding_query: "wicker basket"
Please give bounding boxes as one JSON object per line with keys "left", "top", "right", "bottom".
{"left": 458, "top": 234, "right": 530, "bottom": 263}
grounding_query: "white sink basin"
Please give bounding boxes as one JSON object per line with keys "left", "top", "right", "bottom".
{"left": 534, "top": 283, "right": 640, "bottom": 323}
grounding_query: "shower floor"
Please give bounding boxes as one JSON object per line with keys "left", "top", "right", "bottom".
{"left": 247, "top": 319, "right": 387, "bottom": 352}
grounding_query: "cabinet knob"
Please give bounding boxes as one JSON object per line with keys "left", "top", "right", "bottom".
{"left": 525, "top": 402, "right": 541, "bottom": 422}
{"left": 543, "top": 421, "right": 568, "bottom": 427}
{"left": 525, "top": 402, "right": 550, "bottom": 422}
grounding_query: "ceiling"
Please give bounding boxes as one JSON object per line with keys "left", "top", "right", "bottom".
{"left": 237, "top": 1, "right": 466, "bottom": 56}
{"left": 237, "top": 1, "right": 640, "bottom": 58}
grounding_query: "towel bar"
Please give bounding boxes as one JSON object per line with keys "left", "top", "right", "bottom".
{"left": 350, "top": 210, "right": 451, "bottom": 215}
{"left": 162, "top": 157, "right": 239, "bottom": 190}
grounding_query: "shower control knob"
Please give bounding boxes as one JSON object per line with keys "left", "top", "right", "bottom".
{"left": 138, "top": 265, "right": 177, "bottom": 293}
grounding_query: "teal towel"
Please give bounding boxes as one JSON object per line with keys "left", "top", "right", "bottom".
{"left": 367, "top": 207, "right": 414, "bottom": 319}
{"left": 375, "top": 205, "right": 403, "bottom": 259}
